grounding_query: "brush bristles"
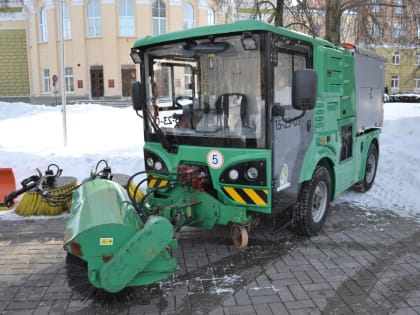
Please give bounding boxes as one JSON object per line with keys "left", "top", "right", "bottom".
{"left": 15, "top": 180, "right": 77, "bottom": 216}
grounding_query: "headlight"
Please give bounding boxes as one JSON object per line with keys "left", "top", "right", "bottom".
{"left": 246, "top": 167, "right": 259, "bottom": 180}
{"left": 144, "top": 150, "right": 168, "bottom": 173}
{"left": 154, "top": 161, "right": 163, "bottom": 171}
{"left": 229, "top": 169, "right": 239, "bottom": 181}
{"left": 146, "top": 157, "right": 154, "bottom": 168}
{"left": 220, "top": 160, "right": 266, "bottom": 186}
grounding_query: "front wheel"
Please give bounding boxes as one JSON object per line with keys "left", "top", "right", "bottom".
{"left": 292, "top": 166, "right": 332, "bottom": 236}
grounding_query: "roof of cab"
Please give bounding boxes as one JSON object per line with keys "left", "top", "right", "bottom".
{"left": 132, "top": 20, "right": 333, "bottom": 49}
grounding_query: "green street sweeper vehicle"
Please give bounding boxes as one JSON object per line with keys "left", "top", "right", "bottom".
{"left": 64, "top": 20, "right": 385, "bottom": 292}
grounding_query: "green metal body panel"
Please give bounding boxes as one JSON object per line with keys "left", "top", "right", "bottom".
{"left": 133, "top": 20, "right": 334, "bottom": 51}
{"left": 144, "top": 142, "right": 271, "bottom": 228}
{"left": 97, "top": 216, "right": 176, "bottom": 293}
{"left": 298, "top": 43, "right": 381, "bottom": 199}
{"left": 64, "top": 179, "right": 143, "bottom": 247}
{"left": 64, "top": 179, "right": 177, "bottom": 292}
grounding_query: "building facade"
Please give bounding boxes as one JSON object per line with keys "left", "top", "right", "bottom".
{"left": 3, "top": 0, "right": 420, "bottom": 103}
{"left": 0, "top": 2, "right": 30, "bottom": 102}
{"left": 21, "top": 0, "right": 211, "bottom": 104}
{"left": 359, "top": 0, "right": 420, "bottom": 94}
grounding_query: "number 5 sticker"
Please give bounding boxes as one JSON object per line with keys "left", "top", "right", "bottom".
{"left": 207, "top": 150, "right": 224, "bottom": 169}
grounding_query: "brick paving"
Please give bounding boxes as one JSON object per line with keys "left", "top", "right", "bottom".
{"left": 0, "top": 203, "right": 419, "bottom": 314}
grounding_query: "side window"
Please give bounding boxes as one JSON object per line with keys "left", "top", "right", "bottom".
{"left": 63, "top": 2, "right": 72, "bottom": 40}
{"left": 153, "top": 63, "right": 172, "bottom": 104}
{"left": 183, "top": 2, "right": 194, "bottom": 29}
{"left": 152, "top": 0, "right": 167, "bottom": 35}
{"left": 42, "top": 69, "right": 51, "bottom": 93}
{"left": 119, "top": 0, "right": 135, "bottom": 37}
{"left": 208, "top": 8, "right": 215, "bottom": 25}
{"left": 87, "top": 0, "right": 101, "bottom": 37}
{"left": 39, "top": 7, "right": 48, "bottom": 42}
{"left": 274, "top": 52, "right": 306, "bottom": 106}
{"left": 65, "top": 67, "right": 74, "bottom": 92}
{"left": 392, "top": 51, "right": 400, "bottom": 65}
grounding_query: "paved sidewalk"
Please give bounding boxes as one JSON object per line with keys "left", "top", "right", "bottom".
{"left": 0, "top": 203, "right": 419, "bottom": 314}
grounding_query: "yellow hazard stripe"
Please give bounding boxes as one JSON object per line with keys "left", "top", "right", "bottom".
{"left": 149, "top": 178, "right": 157, "bottom": 188}
{"left": 148, "top": 178, "right": 169, "bottom": 188}
{"left": 159, "top": 180, "right": 168, "bottom": 187}
{"left": 223, "top": 187, "right": 246, "bottom": 204}
{"left": 223, "top": 187, "right": 268, "bottom": 206}
{"left": 243, "top": 188, "right": 267, "bottom": 206}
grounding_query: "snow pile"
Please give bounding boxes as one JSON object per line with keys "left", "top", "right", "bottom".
{"left": 336, "top": 102, "right": 420, "bottom": 218}
{"left": 0, "top": 101, "right": 419, "bottom": 220}
{"left": 0, "top": 102, "right": 144, "bottom": 185}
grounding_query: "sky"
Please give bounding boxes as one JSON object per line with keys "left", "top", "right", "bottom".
{"left": 0, "top": 101, "right": 419, "bottom": 221}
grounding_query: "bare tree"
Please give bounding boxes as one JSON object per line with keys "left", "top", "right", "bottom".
{"left": 252, "top": 0, "right": 284, "bottom": 26}
{"left": 308, "top": 0, "right": 406, "bottom": 43}
{"left": 230, "top": 0, "right": 405, "bottom": 44}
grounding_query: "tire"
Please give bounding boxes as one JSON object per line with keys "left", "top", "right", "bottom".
{"left": 292, "top": 166, "right": 331, "bottom": 236}
{"left": 357, "top": 143, "right": 378, "bottom": 193}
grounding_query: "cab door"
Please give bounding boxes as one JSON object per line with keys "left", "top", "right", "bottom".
{"left": 271, "top": 47, "right": 313, "bottom": 213}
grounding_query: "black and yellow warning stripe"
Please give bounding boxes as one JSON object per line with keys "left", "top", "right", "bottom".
{"left": 222, "top": 186, "right": 268, "bottom": 206}
{"left": 148, "top": 177, "right": 169, "bottom": 189}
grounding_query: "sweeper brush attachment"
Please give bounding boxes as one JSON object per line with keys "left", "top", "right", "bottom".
{"left": 14, "top": 165, "right": 77, "bottom": 216}
{"left": 64, "top": 178, "right": 177, "bottom": 293}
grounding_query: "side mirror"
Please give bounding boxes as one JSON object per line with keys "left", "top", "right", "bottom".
{"left": 292, "top": 69, "right": 317, "bottom": 111}
{"left": 131, "top": 81, "right": 144, "bottom": 111}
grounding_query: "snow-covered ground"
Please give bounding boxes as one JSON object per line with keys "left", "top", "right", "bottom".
{"left": 0, "top": 101, "right": 419, "bottom": 221}
{"left": 335, "top": 102, "right": 420, "bottom": 220}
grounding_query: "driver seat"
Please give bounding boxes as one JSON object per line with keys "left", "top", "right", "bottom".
{"left": 215, "top": 93, "right": 248, "bottom": 129}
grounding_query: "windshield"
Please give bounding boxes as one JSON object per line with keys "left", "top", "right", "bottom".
{"left": 143, "top": 34, "right": 266, "bottom": 149}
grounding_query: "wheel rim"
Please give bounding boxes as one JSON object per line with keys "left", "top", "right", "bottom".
{"left": 311, "top": 181, "right": 328, "bottom": 223}
{"left": 365, "top": 152, "right": 376, "bottom": 184}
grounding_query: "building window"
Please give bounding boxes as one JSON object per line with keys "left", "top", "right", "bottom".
{"left": 340, "top": 25, "right": 346, "bottom": 40}
{"left": 394, "top": 0, "right": 403, "bottom": 14}
{"left": 208, "top": 8, "right": 215, "bottom": 25}
{"left": 415, "top": 52, "right": 420, "bottom": 66}
{"left": 183, "top": 3, "right": 194, "bottom": 29}
{"left": 391, "top": 75, "right": 399, "bottom": 91}
{"left": 392, "top": 51, "right": 400, "bottom": 65}
{"left": 87, "top": 0, "right": 101, "bottom": 37}
{"left": 370, "top": 23, "right": 380, "bottom": 38}
{"left": 152, "top": 0, "right": 166, "bottom": 35}
{"left": 392, "top": 22, "right": 403, "bottom": 39}
{"left": 119, "top": 0, "right": 135, "bottom": 37}
{"left": 39, "top": 7, "right": 48, "bottom": 42}
{"left": 63, "top": 2, "right": 71, "bottom": 40}
{"left": 371, "top": 0, "right": 380, "bottom": 12}
{"left": 42, "top": 69, "right": 50, "bottom": 93}
{"left": 415, "top": 78, "right": 420, "bottom": 91}
{"left": 184, "top": 67, "right": 192, "bottom": 95}
{"left": 65, "top": 67, "right": 74, "bottom": 92}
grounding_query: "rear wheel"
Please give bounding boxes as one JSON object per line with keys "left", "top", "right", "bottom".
{"left": 292, "top": 166, "right": 331, "bottom": 236}
{"left": 357, "top": 143, "right": 378, "bottom": 192}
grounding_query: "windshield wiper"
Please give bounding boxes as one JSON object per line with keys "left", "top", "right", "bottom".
{"left": 145, "top": 108, "right": 178, "bottom": 153}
